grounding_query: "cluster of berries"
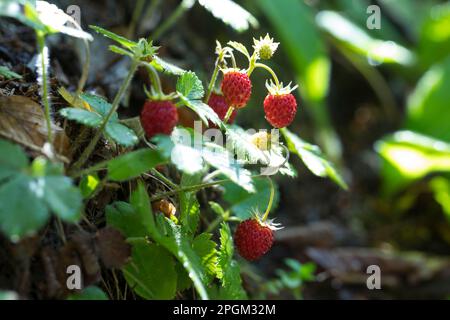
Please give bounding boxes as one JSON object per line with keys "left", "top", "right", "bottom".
{"left": 140, "top": 34, "right": 298, "bottom": 141}
{"left": 140, "top": 35, "right": 297, "bottom": 262}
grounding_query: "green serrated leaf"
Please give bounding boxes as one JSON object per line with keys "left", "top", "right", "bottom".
{"left": 0, "top": 151, "right": 82, "bottom": 241}
{"left": 79, "top": 93, "right": 116, "bottom": 119}
{"left": 59, "top": 108, "right": 102, "bottom": 128}
{"left": 193, "top": 233, "right": 218, "bottom": 283}
{"left": 154, "top": 129, "right": 205, "bottom": 174}
{"left": 202, "top": 145, "right": 254, "bottom": 192}
{"left": 123, "top": 241, "right": 177, "bottom": 300}
{"left": 179, "top": 173, "right": 201, "bottom": 236}
{"left": 0, "top": 175, "right": 49, "bottom": 241}
{"left": 150, "top": 57, "right": 186, "bottom": 76}
{"left": 281, "top": 128, "right": 348, "bottom": 189}
{"left": 106, "top": 201, "right": 149, "bottom": 238}
{"left": 0, "top": 139, "right": 29, "bottom": 181}
{"left": 227, "top": 41, "right": 250, "bottom": 58}
{"left": 216, "top": 223, "right": 247, "bottom": 299}
{"left": 176, "top": 71, "right": 205, "bottom": 100}
{"left": 105, "top": 122, "right": 139, "bottom": 147}
{"left": 90, "top": 25, "right": 136, "bottom": 49}
{"left": 107, "top": 149, "right": 166, "bottom": 181}
{"left": 43, "top": 176, "right": 82, "bottom": 223}
{"left": 127, "top": 184, "right": 209, "bottom": 300}
{"left": 180, "top": 98, "right": 221, "bottom": 127}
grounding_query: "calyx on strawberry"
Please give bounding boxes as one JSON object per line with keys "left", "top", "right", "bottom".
{"left": 263, "top": 81, "right": 298, "bottom": 128}
{"left": 220, "top": 69, "right": 252, "bottom": 109}
{"left": 207, "top": 92, "right": 237, "bottom": 125}
{"left": 234, "top": 213, "right": 281, "bottom": 261}
{"left": 140, "top": 99, "right": 178, "bottom": 139}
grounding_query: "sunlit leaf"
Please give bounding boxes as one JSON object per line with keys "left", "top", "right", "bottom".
{"left": 405, "top": 57, "right": 450, "bottom": 142}
{"left": 316, "top": 11, "right": 414, "bottom": 66}
{"left": 281, "top": 129, "right": 347, "bottom": 189}
{"left": 376, "top": 130, "right": 450, "bottom": 195}
{"left": 197, "top": 0, "right": 258, "bottom": 32}
{"left": 107, "top": 149, "right": 166, "bottom": 181}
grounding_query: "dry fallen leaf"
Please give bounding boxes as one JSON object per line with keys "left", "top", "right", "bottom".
{"left": 0, "top": 95, "right": 70, "bottom": 160}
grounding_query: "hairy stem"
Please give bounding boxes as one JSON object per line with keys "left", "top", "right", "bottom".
{"left": 223, "top": 106, "right": 235, "bottom": 124}
{"left": 71, "top": 60, "right": 139, "bottom": 172}
{"left": 37, "top": 33, "right": 53, "bottom": 144}
{"left": 150, "top": 179, "right": 230, "bottom": 202}
{"left": 261, "top": 177, "right": 275, "bottom": 222}
{"left": 144, "top": 63, "right": 163, "bottom": 95}
{"left": 205, "top": 56, "right": 222, "bottom": 103}
{"left": 254, "top": 62, "right": 280, "bottom": 87}
{"left": 76, "top": 39, "right": 91, "bottom": 94}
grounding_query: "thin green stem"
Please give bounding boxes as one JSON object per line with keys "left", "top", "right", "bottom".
{"left": 76, "top": 39, "right": 91, "bottom": 94}
{"left": 71, "top": 60, "right": 139, "bottom": 172}
{"left": 254, "top": 62, "right": 279, "bottom": 87}
{"left": 151, "top": 0, "right": 191, "bottom": 41}
{"left": 150, "top": 179, "right": 230, "bottom": 202}
{"left": 144, "top": 63, "right": 163, "bottom": 95}
{"left": 261, "top": 177, "right": 275, "bottom": 222}
{"left": 205, "top": 56, "right": 221, "bottom": 102}
{"left": 223, "top": 106, "right": 235, "bottom": 124}
{"left": 37, "top": 33, "right": 53, "bottom": 144}
{"left": 150, "top": 168, "right": 177, "bottom": 188}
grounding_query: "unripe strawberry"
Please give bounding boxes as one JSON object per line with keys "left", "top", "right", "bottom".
{"left": 234, "top": 218, "right": 274, "bottom": 261}
{"left": 207, "top": 93, "right": 237, "bottom": 124}
{"left": 221, "top": 70, "right": 252, "bottom": 109}
{"left": 263, "top": 81, "right": 298, "bottom": 128}
{"left": 140, "top": 100, "right": 178, "bottom": 138}
{"left": 253, "top": 34, "right": 279, "bottom": 60}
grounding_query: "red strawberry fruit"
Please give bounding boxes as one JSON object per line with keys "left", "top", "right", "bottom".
{"left": 263, "top": 81, "right": 298, "bottom": 128}
{"left": 234, "top": 218, "right": 274, "bottom": 261}
{"left": 221, "top": 70, "right": 252, "bottom": 109}
{"left": 140, "top": 100, "right": 178, "bottom": 138}
{"left": 207, "top": 93, "right": 237, "bottom": 124}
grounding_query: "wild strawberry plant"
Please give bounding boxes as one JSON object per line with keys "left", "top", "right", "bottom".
{"left": 0, "top": 1, "right": 347, "bottom": 300}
